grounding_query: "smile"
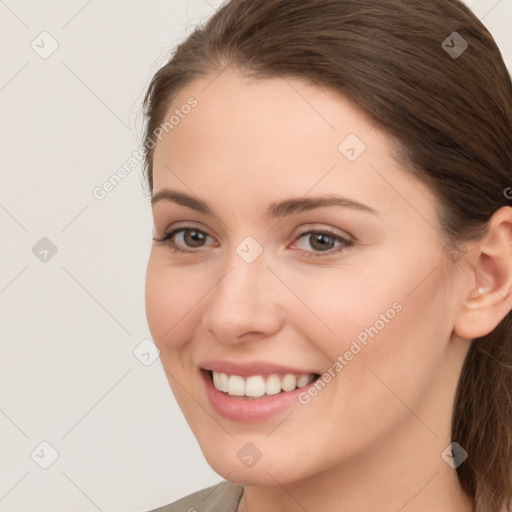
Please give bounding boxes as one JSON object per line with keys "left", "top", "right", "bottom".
{"left": 210, "top": 370, "right": 318, "bottom": 398}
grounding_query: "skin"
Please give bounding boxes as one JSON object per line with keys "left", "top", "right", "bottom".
{"left": 145, "top": 69, "right": 512, "bottom": 512}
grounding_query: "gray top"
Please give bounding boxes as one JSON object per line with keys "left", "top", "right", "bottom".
{"left": 147, "top": 480, "right": 244, "bottom": 512}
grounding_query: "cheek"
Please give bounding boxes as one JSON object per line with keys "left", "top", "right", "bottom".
{"left": 331, "top": 270, "right": 451, "bottom": 418}
{"left": 276, "top": 262, "right": 404, "bottom": 350}
{"left": 145, "top": 252, "right": 205, "bottom": 351}
{"left": 282, "top": 255, "right": 450, "bottom": 382}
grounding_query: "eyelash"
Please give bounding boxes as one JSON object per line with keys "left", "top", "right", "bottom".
{"left": 153, "top": 226, "right": 354, "bottom": 258}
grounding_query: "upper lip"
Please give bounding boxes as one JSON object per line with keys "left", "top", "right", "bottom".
{"left": 200, "top": 360, "right": 319, "bottom": 377}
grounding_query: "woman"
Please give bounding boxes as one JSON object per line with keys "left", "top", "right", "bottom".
{"left": 142, "top": 0, "right": 512, "bottom": 510}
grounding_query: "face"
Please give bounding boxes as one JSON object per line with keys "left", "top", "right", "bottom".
{"left": 145, "top": 70, "right": 468, "bottom": 486}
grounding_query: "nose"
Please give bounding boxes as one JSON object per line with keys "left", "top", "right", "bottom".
{"left": 200, "top": 252, "right": 284, "bottom": 345}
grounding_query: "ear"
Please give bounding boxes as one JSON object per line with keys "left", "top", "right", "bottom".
{"left": 453, "top": 206, "right": 512, "bottom": 340}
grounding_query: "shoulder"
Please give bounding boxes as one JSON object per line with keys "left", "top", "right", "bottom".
{"left": 146, "top": 480, "right": 244, "bottom": 512}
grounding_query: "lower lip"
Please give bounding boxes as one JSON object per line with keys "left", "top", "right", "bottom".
{"left": 201, "top": 370, "right": 316, "bottom": 423}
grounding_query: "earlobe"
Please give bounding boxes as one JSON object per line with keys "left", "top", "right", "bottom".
{"left": 453, "top": 206, "right": 512, "bottom": 340}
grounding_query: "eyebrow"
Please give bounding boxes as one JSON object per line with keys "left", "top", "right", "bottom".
{"left": 151, "top": 188, "right": 378, "bottom": 218}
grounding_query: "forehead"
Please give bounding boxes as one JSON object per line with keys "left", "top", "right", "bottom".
{"left": 151, "top": 70, "right": 438, "bottom": 226}
{"left": 154, "top": 70, "right": 378, "bottom": 159}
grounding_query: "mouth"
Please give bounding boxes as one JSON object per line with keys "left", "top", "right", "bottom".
{"left": 199, "top": 360, "right": 323, "bottom": 422}
{"left": 203, "top": 369, "right": 321, "bottom": 399}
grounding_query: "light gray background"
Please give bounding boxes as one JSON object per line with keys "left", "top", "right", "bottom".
{"left": 0, "top": 1, "right": 510, "bottom": 511}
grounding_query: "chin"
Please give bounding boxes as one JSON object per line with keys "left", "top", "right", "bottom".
{"left": 200, "top": 443, "right": 307, "bottom": 486}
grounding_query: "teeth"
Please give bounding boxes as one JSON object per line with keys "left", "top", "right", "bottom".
{"left": 213, "top": 371, "right": 221, "bottom": 390}
{"left": 297, "top": 374, "right": 312, "bottom": 388}
{"left": 265, "top": 374, "right": 282, "bottom": 396}
{"left": 211, "top": 371, "right": 316, "bottom": 397}
{"left": 227, "top": 375, "right": 245, "bottom": 396}
{"left": 245, "top": 375, "right": 266, "bottom": 398}
{"left": 219, "top": 372, "right": 229, "bottom": 392}
{"left": 281, "top": 374, "right": 297, "bottom": 392}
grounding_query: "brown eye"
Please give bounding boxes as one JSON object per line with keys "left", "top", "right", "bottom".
{"left": 292, "top": 229, "right": 353, "bottom": 258}
{"left": 153, "top": 226, "right": 216, "bottom": 253}
{"left": 182, "top": 229, "right": 208, "bottom": 248}
{"left": 308, "top": 233, "right": 336, "bottom": 251}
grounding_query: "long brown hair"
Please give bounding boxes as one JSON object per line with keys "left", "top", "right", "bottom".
{"left": 141, "top": 1, "right": 512, "bottom": 510}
